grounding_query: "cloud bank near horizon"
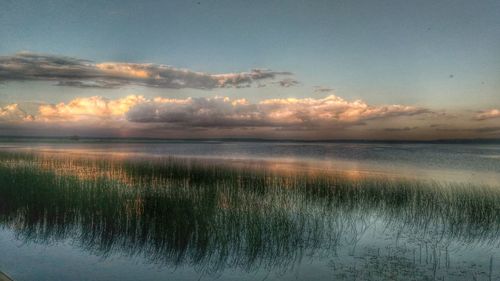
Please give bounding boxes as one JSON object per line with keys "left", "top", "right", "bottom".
{"left": 127, "top": 95, "right": 431, "bottom": 129}
{"left": 1, "top": 95, "right": 498, "bottom": 139}
{"left": 4, "top": 95, "right": 431, "bottom": 130}
{"left": 0, "top": 52, "right": 293, "bottom": 89}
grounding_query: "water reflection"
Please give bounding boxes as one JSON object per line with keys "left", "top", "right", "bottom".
{"left": 0, "top": 151, "right": 499, "bottom": 279}
{"left": 2, "top": 141, "right": 500, "bottom": 185}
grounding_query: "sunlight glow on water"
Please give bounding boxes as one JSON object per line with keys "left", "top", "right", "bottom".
{"left": 1, "top": 141, "right": 499, "bottom": 185}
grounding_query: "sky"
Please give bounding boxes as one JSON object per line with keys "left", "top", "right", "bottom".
{"left": 0, "top": 0, "right": 499, "bottom": 140}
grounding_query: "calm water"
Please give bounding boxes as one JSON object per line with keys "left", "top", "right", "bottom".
{"left": 1, "top": 140, "right": 500, "bottom": 184}
{"left": 0, "top": 140, "right": 499, "bottom": 280}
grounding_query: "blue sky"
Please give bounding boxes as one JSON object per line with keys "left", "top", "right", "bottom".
{"left": 0, "top": 0, "right": 499, "bottom": 139}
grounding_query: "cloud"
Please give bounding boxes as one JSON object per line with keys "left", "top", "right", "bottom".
{"left": 0, "top": 104, "right": 34, "bottom": 122}
{"left": 0, "top": 52, "right": 293, "bottom": 89}
{"left": 4, "top": 95, "right": 499, "bottom": 140}
{"left": 314, "top": 86, "right": 335, "bottom": 93}
{"left": 55, "top": 80, "right": 125, "bottom": 89}
{"left": 273, "top": 78, "right": 300, "bottom": 87}
{"left": 38, "top": 95, "right": 146, "bottom": 122}
{"left": 213, "top": 69, "right": 292, "bottom": 88}
{"left": 9, "top": 94, "right": 430, "bottom": 130}
{"left": 127, "top": 95, "right": 431, "bottom": 129}
{"left": 127, "top": 96, "right": 266, "bottom": 128}
{"left": 475, "top": 109, "right": 500, "bottom": 121}
{"left": 0, "top": 94, "right": 434, "bottom": 140}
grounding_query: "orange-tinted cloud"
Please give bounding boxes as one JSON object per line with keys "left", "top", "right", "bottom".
{"left": 0, "top": 104, "right": 34, "bottom": 122}
{"left": 0, "top": 52, "right": 293, "bottom": 89}
{"left": 2, "top": 97, "right": 499, "bottom": 140}
{"left": 476, "top": 109, "right": 500, "bottom": 121}
{"left": 38, "top": 95, "right": 146, "bottom": 122}
{"left": 10, "top": 94, "right": 430, "bottom": 130}
{"left": 126, "top": 95, "right": 431, "bottom": 128}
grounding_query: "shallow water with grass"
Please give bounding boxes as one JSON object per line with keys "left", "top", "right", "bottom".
{"left": 0, "top": 140, "right": 499, "bottom": 280}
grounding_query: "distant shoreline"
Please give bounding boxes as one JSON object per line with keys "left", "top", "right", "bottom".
{"left": 0, "top": 135, "right": 499, "bottom": 145}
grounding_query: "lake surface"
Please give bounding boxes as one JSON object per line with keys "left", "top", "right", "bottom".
{"left": 1, "top": 140, "right": 500, "bottom": 185}
{"left": 0, "top": 140, "right": 499, "bottom": 280}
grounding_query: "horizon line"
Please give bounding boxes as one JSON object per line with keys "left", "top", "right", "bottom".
{"left": 0, "top": 135, "right": 499, "bottom": 144}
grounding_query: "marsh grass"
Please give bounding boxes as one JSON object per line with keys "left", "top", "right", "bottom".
{"left": 0, "top": 151, "right": 499, "bottom": 275}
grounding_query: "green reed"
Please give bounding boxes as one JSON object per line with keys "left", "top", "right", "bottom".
{"left": 0, "top": 151, "right": 499, "bottom": 274}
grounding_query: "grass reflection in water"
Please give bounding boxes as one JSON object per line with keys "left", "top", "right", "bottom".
{"left": 0, "top": 151, "right": 499, "bottom": 277}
